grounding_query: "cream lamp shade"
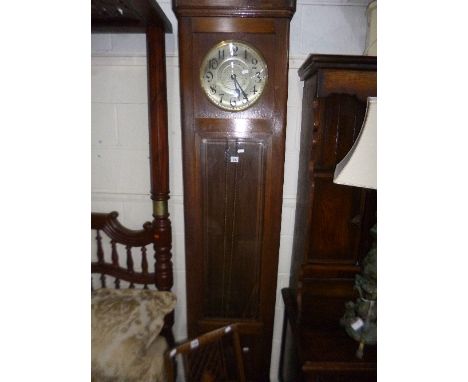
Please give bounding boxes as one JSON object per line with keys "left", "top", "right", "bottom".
{"left": 333, "top": 97, "right": 377, "bottom": 189}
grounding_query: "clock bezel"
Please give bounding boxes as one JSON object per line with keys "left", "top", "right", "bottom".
{"left": 199, "top": 39, "right": 268, "bottom": 112}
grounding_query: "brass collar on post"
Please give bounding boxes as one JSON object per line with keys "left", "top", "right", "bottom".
{"left": 153, "top": 200, "right": 168, "bottom": 217}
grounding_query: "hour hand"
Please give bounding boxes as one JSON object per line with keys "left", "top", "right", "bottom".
{"left": 231, "top": 74, "right": 248, "bottom": 101}
{"left": 231, "top": 74, "right": 241, "bottom": 99}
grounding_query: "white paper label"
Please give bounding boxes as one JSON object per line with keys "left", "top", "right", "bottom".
{"left": 190, "top": 339, "right": 199, "bottom": 349}
{"left": 237, "top": 148, "right": 245, "bottom": 153}
{"left": 351, "top": 317, "right": 364, "bottom": 331}
{"left": 230, "top": 156, "right": 239, "bottom": 163}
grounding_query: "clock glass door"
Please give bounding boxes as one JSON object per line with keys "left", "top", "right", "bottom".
{"left": 201, "top": 138, "right": 266, "bottom": 319}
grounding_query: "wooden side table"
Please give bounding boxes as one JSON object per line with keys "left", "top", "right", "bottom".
{"left": 280, "top": 288, "right": 377, "bottom": 382}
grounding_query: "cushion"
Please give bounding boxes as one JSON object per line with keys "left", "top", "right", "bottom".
{"left": 91, "top": 288, "right": 176, "bottom": 382}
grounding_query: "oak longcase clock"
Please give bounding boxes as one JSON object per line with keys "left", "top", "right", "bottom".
{"left": 173, "top": 1, "right": 296, "bottom": 380}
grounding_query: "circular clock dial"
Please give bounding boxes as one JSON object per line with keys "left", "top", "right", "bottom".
{"left": 200, "top": 40, "right": 268, "bottom": 111}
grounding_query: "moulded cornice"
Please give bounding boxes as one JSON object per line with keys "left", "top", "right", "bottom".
{"left": 298, "top": 54, "right": 377, "bottom": 81}
{"left": 173, "top": 0, "right": 297, "bottom": 18}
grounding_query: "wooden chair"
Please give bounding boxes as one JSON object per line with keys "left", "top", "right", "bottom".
{"left": 165, "top": 324, "right": 246, "bottom": 382}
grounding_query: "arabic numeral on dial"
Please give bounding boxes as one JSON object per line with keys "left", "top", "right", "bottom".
{"left": 256, "top": 72, "right": 262, "bottom": 82}
{"left": 252, "top": 58, "right": 258, "bottom": 65}
{"left": 231, "top": 45, "right": 238, "bottom": 56}
{"left": 209, "top": 58, "right": 218, "bottom": 70}
{"left": 244, "top": 49, "right": 248, "bottom": 59}
{"left": 218, "top": 49, "right": 224, "bottom": 60}
{"left": 210, "top": 85, "right": 216, "bottom": 95}
{"left": 205, "top": 71, "right": 213, "bottom": 82}
{"left": 230, "top": 98, "right": 237, "bottom": 108}
{"left": 251, "top": 85, "right": 258, "bottom": 95}
{"left": 219, "top": 93, "right": 225, "bottom": 104}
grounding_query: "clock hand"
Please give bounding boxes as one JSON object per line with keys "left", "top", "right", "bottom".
{"left": 231, "top": 74, "right": 248, "bottom": 101}
{"left": 231, "top": 74, "right": 241, "bottom": 99}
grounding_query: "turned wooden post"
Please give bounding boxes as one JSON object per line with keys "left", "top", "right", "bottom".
{"left": 147, "top": 23, "right": 173, "bottom": 293}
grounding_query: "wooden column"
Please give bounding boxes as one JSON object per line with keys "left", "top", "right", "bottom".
{"left": 147, "top": 23, "right": 174, "bottom": 347}
{"left": 147, "top": 23, "right": 173, "bottom": 293}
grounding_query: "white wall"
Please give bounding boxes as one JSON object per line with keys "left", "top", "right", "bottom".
{"left": 91, "top": 0, "right": 372, "bottom": 380}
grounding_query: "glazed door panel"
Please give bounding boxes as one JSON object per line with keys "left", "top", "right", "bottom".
{"left": 201, "top": 137, "right": 266, "bottom": 319}
{"left": 190, "top": 120, "right": 278, "bottom": 381}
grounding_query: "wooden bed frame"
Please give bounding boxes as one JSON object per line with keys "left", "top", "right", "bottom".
{"left": 91, "top": 0, "right": 174, "bottom": 347}
{"left": 91, "top": 211, "right": 174, "bottom": 346}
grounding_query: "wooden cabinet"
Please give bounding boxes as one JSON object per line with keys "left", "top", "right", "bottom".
{"left": 173, "top": 1, "right": 296, "bottom": 380}
{"left": 281, "top": 288, "right": 377, "bottom": 382}
{"left": 281, "top": 54, "right": 377, "bottom": 382}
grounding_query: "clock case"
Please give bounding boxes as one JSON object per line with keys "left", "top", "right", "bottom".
{"left": 173, "top": 1, "right": 296, "bottom": 380}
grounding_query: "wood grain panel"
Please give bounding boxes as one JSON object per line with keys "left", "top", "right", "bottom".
{"left": 195, "top": 118, "right": 273, "bottom": 135}
{"left": 315, "top": 95, "right": 366, "bottom": 170}
{"left": 308, "top": 177, "right": 361, "bottom": 263}
{"left": 193, "top": 17, "right": 275, "bottom": 34}
{"left": 318, "top": 70, "right": 377, "bottom": 101}
{"left": 173, "top": 0, "right": 296, "bottom": 18}
{"left": 201, "top": 138, "right": 266, "bottom": 319}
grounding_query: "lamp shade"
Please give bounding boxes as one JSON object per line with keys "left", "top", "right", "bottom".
{"left": 334, "top": 97, "right": 377, "bottom": 189}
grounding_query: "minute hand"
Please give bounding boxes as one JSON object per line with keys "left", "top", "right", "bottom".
{"left": 231, "top": 74, "right": 248, "bottom": 101}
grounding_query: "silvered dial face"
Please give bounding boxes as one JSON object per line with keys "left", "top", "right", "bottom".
{"left": 200, "top": 40, "right": 268, "bottom": 111}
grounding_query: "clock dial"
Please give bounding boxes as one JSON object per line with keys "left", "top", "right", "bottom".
{"left": 200, "top": 40, "right": 268, "bottom": 111}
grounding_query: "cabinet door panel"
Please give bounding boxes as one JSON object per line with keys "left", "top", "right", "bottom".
{"left": 201, "top": 138, "right": 266, "bottom": 319}
{"left": 307, "top": 94, "right": 369, "bottom": 263}
{"left": 314, "top": 94, "right": 366, "bottom": 171}
{"left": 309, "top": 177, "right": 361, "bottom": 263}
